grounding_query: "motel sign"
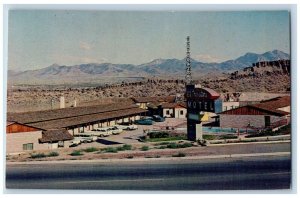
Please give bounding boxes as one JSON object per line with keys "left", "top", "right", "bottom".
{"left": 185, "top": 84, "right": 222, "bottom": 141}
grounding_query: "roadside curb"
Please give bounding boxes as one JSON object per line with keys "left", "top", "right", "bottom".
{"left": 6, "top": 152, "right": 291, "bottom": 165}
{"left": 207, "top": 140, "right": 290, "bottom": 146}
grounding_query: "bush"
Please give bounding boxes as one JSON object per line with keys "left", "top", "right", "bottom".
{"left": 104, "top": 147, "right": 118, "bottom": 153}
{"left": 70, "top": 150, "right": 83, "bottom": 156}
{"left": 47, "top": 152, "right": 59, "bottom": 157}
{"left": 84, "top": 147, "right": 98, "bottom": 152}
{"left": 155, "top": 142, "right": 170, "bottom": 146}
{"left": 122, "top": 144, "right": 132, "bottom": 150}
{"left": 172, "top": 152, "right": 186, "bottom": 157}
{"left": 30, "top": 153, "right": 46, "bottom": 159}
{"left": 167, "top": 142, "right": 178, "bottom": 149}
{"left": 203, "top": 134, "right": 216, "bottom": 140}
{"left": 116, "top": 144, "right": 132, "bottom": 151}
{"left": 141, "top": 146, "right": 150, "bottom": 151}
{"left": 158, "top": 145, "right": 167, "bottom": 149}
{"left": 149, "top": 131, "right": 170, "bottom": 139}
{"left": 178, "top": 142, "right": 193, "bottom": 148}
{"left": 220, "top": 135, "right": 238, "bottom": 140}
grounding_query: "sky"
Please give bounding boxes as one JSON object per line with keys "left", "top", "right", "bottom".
{"left": 8, "top": 10, "right": 290, "bottom": 70}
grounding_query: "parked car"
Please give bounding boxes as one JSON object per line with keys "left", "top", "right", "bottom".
{"left": 152, "top": 115, "right": 165, "bottom": 122}
{"left": 79, "top": 132, "right": 98, "bottom": 141}
{"left": 141, "top": 116, "right": 153, "bottom": 120}
{"left": 108, "top": 126, "right": 123, "bottom": 135}
{"left": 93, "top": 127, "right": 112, "bottom": 137}
{"left": 69, "top": 139, "right": 81, "bottom": 147}
{"left": 73, "top": 134, "right": 93, "bottom": 143}
{"left": 116, "top": 124, "right": 138, "bottom": 130}
{"left": 134, "top": 119, "right": 153, "bottom": 125}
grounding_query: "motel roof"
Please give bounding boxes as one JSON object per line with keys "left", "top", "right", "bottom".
{"left": 219, "top": 96, "right": 290, "bottom": 116}
{"left": 161, "top": 102, "right": 186, "bottom": 109}
{"left": 7, "top": 103, "right": 147, "bottom": 130}
{"left": 201, "top": 88, "right": 220, "bottom": 100}
{"left": 7, "top": 103, "right": 139, "bottom": 124}
{"left": 39, "top": 129, "right": 74, "bottom": 143}
{"left": 251, "top": 96, "right": 290, "bottom": 112}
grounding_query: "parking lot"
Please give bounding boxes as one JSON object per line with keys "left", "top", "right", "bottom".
{"left": 73, "top": 118, "right": 187, "bottom": 149}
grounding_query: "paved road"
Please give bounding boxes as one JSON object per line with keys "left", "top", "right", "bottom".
{"left": 6, "top": 155, "right": 291, "bottom": 191}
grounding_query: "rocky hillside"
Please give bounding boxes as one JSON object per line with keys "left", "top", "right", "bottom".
{"left": 203, "top": 59, "right": 291, "bottom": 93}
{"left": 7, "top": 59, "right": 290, "bottom": 112}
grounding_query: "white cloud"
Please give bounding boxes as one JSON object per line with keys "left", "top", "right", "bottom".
{"left": 51, "top": 54, "right": 107, "bottom": 65}
{"left": 194, "top": 54, "right": 221, "bottom": 63}
{"left": 79, "top": 57, "right": 107, "bottom": 64}
{"left": 79, "top": 41, "right": 92, "bottom": 50}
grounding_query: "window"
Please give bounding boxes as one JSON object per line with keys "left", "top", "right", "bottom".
{"left": 166, "top": 110, "right": 170, "bottom": 115}
{"left": 23, "top": 143, "right": 33, "bottom": 151}
{"left": 180, "top": 110, "right": 184, "bottom": 115}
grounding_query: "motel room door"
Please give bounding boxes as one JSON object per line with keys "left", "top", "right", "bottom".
{"left": 265, "top": 116, "right": 271, "bottom": 127}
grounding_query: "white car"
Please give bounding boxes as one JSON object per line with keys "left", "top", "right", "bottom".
{"left": 119, "top": 124, "right": 138, "bottom": 130}
{"left": 73, "top": 134, "right": 93, "bottom": 143}
{"left": 109, "top": 126, "right": 123, "bottom": 135}
{"left": 79, "top": 132, "right": 98, "bottom": 141}
{"left": 69, "top": 139, "right": 81, "bottom": 147}
{"left": 93, "top": 127, "right": 112, "bottom": 137}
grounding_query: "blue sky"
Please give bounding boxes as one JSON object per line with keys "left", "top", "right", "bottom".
{"left": 8, "top": 10, "right": 290, "bottom": 70}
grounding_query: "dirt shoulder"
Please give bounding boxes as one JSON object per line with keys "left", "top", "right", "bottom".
{"left": 6, "top": 141, "right": 290, "bottom": 164}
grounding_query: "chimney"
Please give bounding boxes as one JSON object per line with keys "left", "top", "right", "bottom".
{"left": 60, "top": 96, "right": 65, "bottom": 109}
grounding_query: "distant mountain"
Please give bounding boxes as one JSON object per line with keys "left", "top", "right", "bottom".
{"left": 216, "top": 50, "right": 290, "bottom": 71}
{"left": 8, "top": 50, "right": 290, "bottom": 85}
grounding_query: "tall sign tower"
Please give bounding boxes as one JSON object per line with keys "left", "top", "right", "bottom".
{"left": 185, "top": 36, "right": 222, "bottom": 141}
{"left": 185, "top": 36, "right": 192, "bottom": 85}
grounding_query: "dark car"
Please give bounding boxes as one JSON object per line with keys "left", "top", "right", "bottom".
{"left": 152, "top": 115, "right": 165, "bottom": 122}
{"left": 134, "top": 119, "right": 153, "bottom": 125}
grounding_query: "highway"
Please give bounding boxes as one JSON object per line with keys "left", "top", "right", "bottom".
{"left": 6, "top": 155, "right": 291, "bottom": 191}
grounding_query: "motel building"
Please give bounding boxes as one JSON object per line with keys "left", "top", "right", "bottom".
{"left": 218, "top": 96, "right": 290, "bottom": 130}
{"left": 146, "top": 102, "right": 187, "bottom": 119}
{"left": 6, "top": 122, "right": 73, "bottom": 154}
{"left": 7, "top": 103, "right": 147, "bottom": 154}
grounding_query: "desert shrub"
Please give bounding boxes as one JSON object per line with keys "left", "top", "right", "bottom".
{"left": 149, "top": 131, "right": 170, "bottom": 139}
{"left": 47, "top": 152, "right": 59, "bottom": 157}
{"left": 157, "top": 145, "right": 167, "bottom": 149}
{"left": 122, "top": 144, "right": 132, "bottom": 150}
{"left": 178, "top": 142, "right": 193, "bottom": 148}
{"left": 30, "top": 153, "right": 46, "bottom": 159}
{"left": 245, "top": 125, "right": 290, "bottom": 138}
{"left": 116, "top": 144, "right": 132, "bottom": 151}
{"left": 172, "top": 152, "right": 186, "bottom": 157}
{"left": 220, "top": 135, "right": 238, "bottom": 140}
{"left": 70, "top": 150, "right": 83, "bottom": 156}
{"left": 141, "top": 146, "right": 149, "bottom": 151}
{"left": 104, "top": 147, "right": 118, "bottom": 153}
{"left": 84, "top": 147, "right": 98, "bottom": 152}
{"left": 155, "top": 142, "right": 170, "bottom": 146}
{"left": 203, "top": 134, "right": 216, "bottom": 140}
{"left": 167, "top": 142, "right": 178, "bottom": 149}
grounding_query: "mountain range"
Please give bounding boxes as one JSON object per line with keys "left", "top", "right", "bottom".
{"left": 8, "top": 50, "right": 290, "bottom": 85}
